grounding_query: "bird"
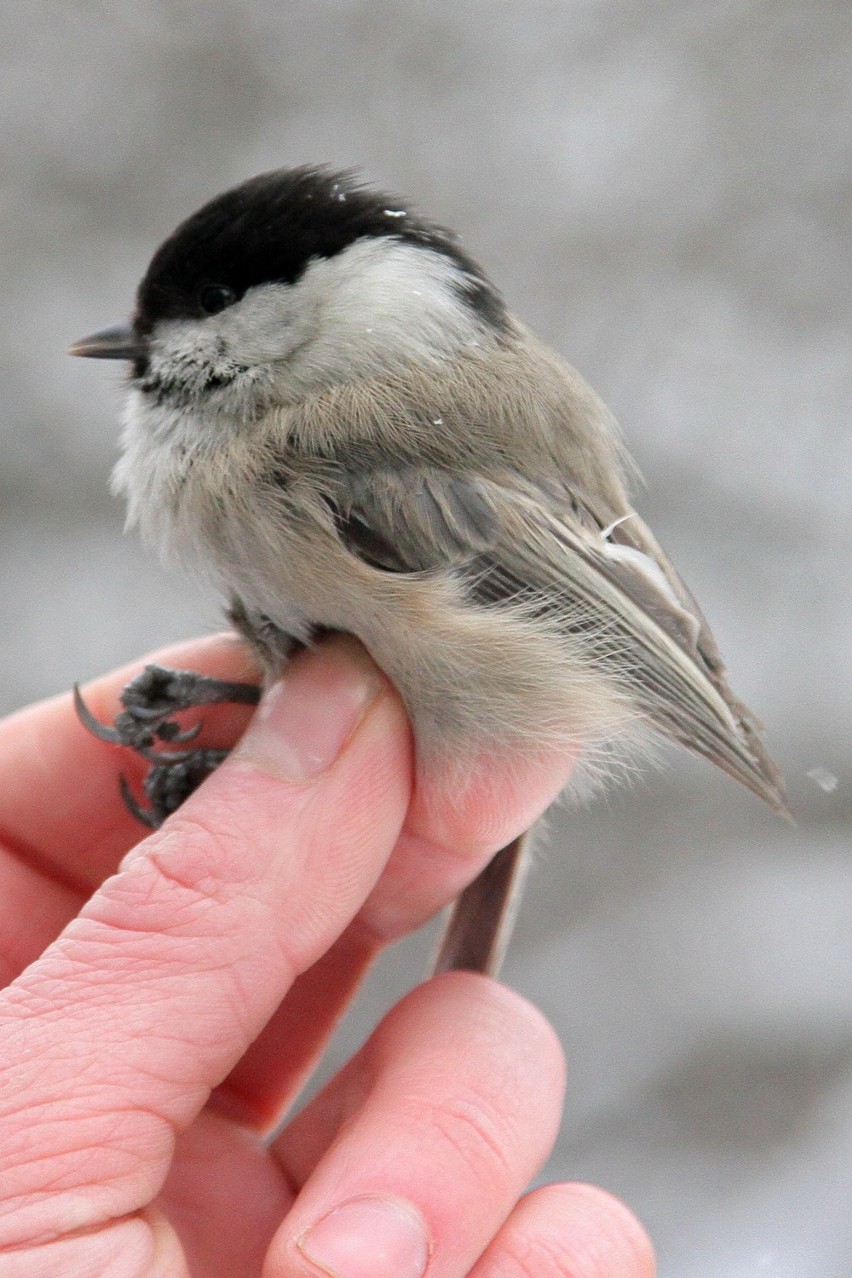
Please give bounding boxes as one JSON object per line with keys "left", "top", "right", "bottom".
{"left": 70, "top": 165, "right": 787, "bottom": 975}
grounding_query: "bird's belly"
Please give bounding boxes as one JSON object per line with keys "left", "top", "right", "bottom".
{"left": 222, "top": 525, "right": 639, "bottom": 787}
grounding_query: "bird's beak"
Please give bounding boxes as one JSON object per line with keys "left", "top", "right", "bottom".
{"left": 68, "top": 325, "right": 148, "bottom": 361}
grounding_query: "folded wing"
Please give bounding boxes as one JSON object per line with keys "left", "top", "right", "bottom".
{"left": 330, "top": 463, "right": 787, "bottom": 813}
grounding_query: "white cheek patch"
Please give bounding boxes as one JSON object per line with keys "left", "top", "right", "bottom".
{"left": 134, "top": 238, "right": 497, "bottom": 415}
{"left": 283, "top": 238, "right": 493, "bottom": 386}
{"left": 147, "top": 292, "right": 304, "bottom": 383}
{"left": 209, "top": 286, "right": 314, "bottom": 364}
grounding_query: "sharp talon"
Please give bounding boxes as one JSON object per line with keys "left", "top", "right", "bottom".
{"left": 135, "top": 743, "right": 194, "bottom": 765}
{"left": 75, "top": 664, "right": 254, "bottom": 829}
{"left": 74, "top": 684, "right": 124, "bottom": 744}
{"left": 124, "top": 703, "right": 169, "bottom": 723}
{"left": 157, "top": 719, "right": 202, "bottom": 745}
{"left": 119, "top": 774, "right": 160, "bottom": 829}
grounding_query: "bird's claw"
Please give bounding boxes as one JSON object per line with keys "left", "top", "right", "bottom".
{"left": 73, "top": 677, "right": 202, "bottom": 754}
{"left": 119, "top": 749, "right": 231, "bottom": 828}
{"left": 75, "top": 665, "right": 261, "bottom": 828}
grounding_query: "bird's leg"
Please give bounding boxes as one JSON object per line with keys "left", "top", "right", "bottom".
{"left": 75, "top": 664, "right": 261, "bottom": 828}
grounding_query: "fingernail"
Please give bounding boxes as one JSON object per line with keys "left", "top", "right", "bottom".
{"left": 297, "top": 1195, "right": 431, "bottom": 1278}
{"left": 237, "top": 639, "right": 383, "bottom": 781}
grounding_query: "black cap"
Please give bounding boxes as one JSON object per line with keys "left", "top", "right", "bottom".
{"left": 134, "top": 166, "right": 507, "bottom": 335}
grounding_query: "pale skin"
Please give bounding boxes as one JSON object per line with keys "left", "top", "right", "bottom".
{"left": 0, "top": 634, "right": 655, "bottom": 1278}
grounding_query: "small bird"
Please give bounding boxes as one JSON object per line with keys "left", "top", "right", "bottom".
{"left": 71, "top": 166, "right": 787, "bottom": 975}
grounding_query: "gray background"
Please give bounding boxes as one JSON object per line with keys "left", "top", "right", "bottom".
{"left": 2, "top": 3, "right": 850, "bottom": 1274}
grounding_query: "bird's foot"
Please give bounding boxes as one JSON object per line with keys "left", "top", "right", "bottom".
{"left": 118, "top": 747, "right": 232, "bottom": 828}
{"left": 75, "top": 664, "right": 261, "bottom": 828}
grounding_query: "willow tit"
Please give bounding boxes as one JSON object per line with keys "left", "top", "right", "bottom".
{"left": 70, "top": 166, "right": 787, "bottom": 974}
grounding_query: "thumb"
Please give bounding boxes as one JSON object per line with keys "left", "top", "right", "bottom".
{"left": 0, "top": 637, "right": 412, "bottom": 1252}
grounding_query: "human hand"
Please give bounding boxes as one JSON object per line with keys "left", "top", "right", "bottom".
{"left": 0, "top": 635, "right": 654, "bottom": 1276}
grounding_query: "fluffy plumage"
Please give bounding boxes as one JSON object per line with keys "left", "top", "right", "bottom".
{"left": 103, "top": 167, "right": 781, "bottom": 807}
{"left": 74, "top": 165, "right": 787, "bottom": 968}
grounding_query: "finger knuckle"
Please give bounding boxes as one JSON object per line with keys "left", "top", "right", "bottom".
{"left": 489, "top": 1230, "right": 588, "bottom": 1278}
{"left": 422, "top": 1088, "right": 514, "bottom": 1187}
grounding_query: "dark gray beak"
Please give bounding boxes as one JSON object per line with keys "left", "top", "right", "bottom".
{"left": 68, "top": 324, "right": 148, "bottom": 361}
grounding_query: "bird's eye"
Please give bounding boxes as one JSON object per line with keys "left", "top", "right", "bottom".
{"left": 199, "top": 284, "right": 238, "bottom": 315}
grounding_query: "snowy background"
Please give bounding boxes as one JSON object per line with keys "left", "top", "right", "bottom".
{"left": 2, "top": 3, "right": 850, "bottom": 1274}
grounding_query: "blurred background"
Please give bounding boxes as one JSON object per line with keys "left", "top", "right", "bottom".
{"left": 2, "top": 2, "right": 850, "bottom": 1273}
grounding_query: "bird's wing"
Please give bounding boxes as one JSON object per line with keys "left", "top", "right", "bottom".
{"left": 329, "top": 463, "right": 787, "bottom": 813}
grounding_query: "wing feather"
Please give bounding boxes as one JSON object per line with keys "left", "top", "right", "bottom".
{"left": 330, "top": 464, "right": 787, "bottom": 813}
